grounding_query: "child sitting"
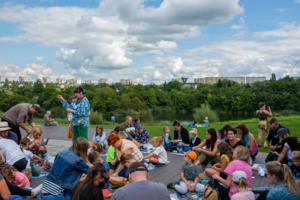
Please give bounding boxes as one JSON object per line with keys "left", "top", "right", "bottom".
{"left": 184, "top": 128, "right": 201, "bottom": 151}
{"left": 2, "top": 165, "right": 30, "bottom": 188}
{"left": 231, "top": 171, "right": 255, "bottom": 200}
{"left": 90, "top": 125, "right": 107, "bottom": 149}
{"left": 118, "top": 131, "right": 128, "bottom": 140}
{"left": 290, "top": 150, "right": 300, "bottom": 186}
{"left": 143, "top": 137, "right": 168, "bottom": 165}
{"left": 167, "top": 151, "right": 205, "bottom": 194}
{"left": 162, "top": 126, "right": 172, "bottom": 146}
{"left": 28, "top": 126, "right": 49, "bottom": 161}
{"left": 120, "top": 153, "right": 138, "bottom": 168}
{"left": 205, "top": 141, "right": 234, "bottom": 179}
{"left": 135, "top": 125, "right": 149, "bottom": 145}
{"left": 88, "top": 151, "right": 110, "bottom": 171}
{"left": 20, "top": 137, "right": 45, "bottom": 180}
{"left": 203, "top": 117, "right": 209, "bottom": 127}
{"left": 91, "top": 143, "right": 103, "bottom": 154}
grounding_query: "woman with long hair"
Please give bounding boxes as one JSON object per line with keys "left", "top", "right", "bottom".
{"left": 211, "top": 146, "right": 253, "bottom": 200}
{"left": 216, "top": 124, "right": 231, "bottom": 142}
{"left": 256, "top": 102, "right": 272, "bottom": 147}
{"left": 71, "top": 163, "right": 112, "bottom": 200}
{"left": 40, "top": 137, "right": 91, "bottom": 200}
{"left": 235, "top": 123, "right": 258, "bottom": 159}
{"left": 90, "top": 125, "right": 107, "bottom": 149}
{"left": 254, "top": 161, "right": 299, "bottom": 200}
{"left": 192, "top": 128, "right": 220, "bottom": 171}
{"left": 58, "top": 86, "right": 90, "bottom": 141}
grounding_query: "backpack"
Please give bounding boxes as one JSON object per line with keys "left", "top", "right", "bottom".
{"left": 202, "top": 184, "right": 221, "bottom": 200}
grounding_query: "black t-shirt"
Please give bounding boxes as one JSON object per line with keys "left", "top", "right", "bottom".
{"left": 225, "top": 139, "right": 246, "bottom": 150}
{"left": 290, "top": 164, "right": 300, "bottom": 178}
{"left": 266, "top": 124, "right": 289, "bottom": 146}
{"left": 71, "top": 183, "right": 104, "bottom": 200}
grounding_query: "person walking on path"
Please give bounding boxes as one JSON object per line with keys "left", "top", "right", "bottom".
{"left": 256, "top": 102, "right": 272, "bottom": 147}
{"left": 1, "top": 103, "right": 40, "bottom": 143}
{"left": 58, "top": 86, "right": 90, "bottom": 141}
{"left": 44, "top": 111, "right": 58, "bottom": 126}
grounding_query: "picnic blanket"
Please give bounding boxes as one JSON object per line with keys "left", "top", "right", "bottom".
{"left": 31, "top": 172, "right": 49, "bottom": 179}
{"left": 170, "top": 152, "right": 185, "bottom": 156}
{"left": 170, "top": 192, "right": 202, "bottom": 200}
{"left": 140, "top": 143, "right": 155, "bottom": 153}
{"left": 100, "top": 151, "right": 108, "bottom": 156}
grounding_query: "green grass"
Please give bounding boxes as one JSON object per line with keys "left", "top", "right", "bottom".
{"left": 33, "top": 116, "right": 300, "bottom": 153}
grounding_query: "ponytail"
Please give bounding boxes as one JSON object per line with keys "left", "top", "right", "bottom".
{"left": 266, "top": 161, "right": 299, "bottom": 196}
{"left": 233, "top": 177, "right": 248, "bottom": 189}
{"left": 152, "top": 136, "right": 163, "bottom": 146}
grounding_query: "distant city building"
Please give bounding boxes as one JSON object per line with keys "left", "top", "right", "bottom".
{"left": 56, "top": 78, "right": 67, "bottom": 84}
{"left": 245, "top": 77, "right": 266, "bottom": 84}
{"left": 19, "top": 76, "right": 29, "bottom": 82}
{"left": 132, "top": 81, "right": 137, "bottom": 85}
{"left": 68, "top": 78, "right": 81, "bottom": 85}
{"left": 42, "top": 77, "right": 52, "bottom": 83}
{"left": 119, "top": 79, "right": 132, "bottom": 85}
{"left": 0, "top": 75, "right": 6, "bottom": 82}
{"left": 85, "top": 80, "right": 93, "bottom": 84}
{"left": 205, "top": 77, "right": 245, "bottom": 84}
{"left": 194, "top": 78, "right": 205, "bottom": 84}
{"left": 98, "top": 78, "right": 108, "bottom": 84}
{"left": 172, "top": 78, "right": 183, "bottom": 83}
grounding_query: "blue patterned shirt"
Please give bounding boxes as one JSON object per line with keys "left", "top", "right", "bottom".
{"left": 62, "top": 97, "right": 90, "bottom": 127}
{"left": 135, "top": 129, "right": 149, "bottom": 143}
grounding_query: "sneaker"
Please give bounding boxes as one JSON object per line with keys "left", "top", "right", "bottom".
{"left": 30, "top": 184, "right": 42, "bottom": 198}
{"left": 167, "top": 183, "right": 175, "bottom": 189}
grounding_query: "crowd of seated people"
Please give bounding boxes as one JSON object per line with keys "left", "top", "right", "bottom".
{"left": 1, "top": 111, "right": 300, "bottom": 200}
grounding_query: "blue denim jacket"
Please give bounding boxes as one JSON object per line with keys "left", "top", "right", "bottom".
{"left": 267, "top": 181, "right": 300, "bottom": 200}
{"left": 46, "top": 149, "right": 90, "bottom": 190}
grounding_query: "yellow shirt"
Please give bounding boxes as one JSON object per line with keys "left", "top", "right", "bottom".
{"left": 220, "top": 154, "right": 234, "bottom": 167}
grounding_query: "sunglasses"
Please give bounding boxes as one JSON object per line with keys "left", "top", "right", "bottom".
{"left": 73, "top": 89, "right": 81, "bottom": 93}
{"left": 264, "top": 173, "right": 270, "bottom": 178}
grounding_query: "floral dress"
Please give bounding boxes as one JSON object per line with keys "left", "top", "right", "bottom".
{"left": 29, "top": 140, "right": 51, "bottom": 170}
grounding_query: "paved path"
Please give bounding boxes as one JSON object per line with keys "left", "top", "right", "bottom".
{"left": 24, "top": 126, "right": 271, "bottom": 199}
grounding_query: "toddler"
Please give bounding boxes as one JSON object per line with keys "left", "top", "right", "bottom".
{"left": 135, "top": 125, "right": 149, "bottom": 145}
{"left": 28, "top": 126, "right": 49, "bottom": 161}
{"left": 144, "top": 137, "right": 168, "bottom": 165}
{"left": 162, "top": 126, "right": 172, "bottom": 146}
{"left": 184, "top": 128, "right": 201, "bottom": 151}
{"left": 167, "top": 151, "right": 205, "bottom": 194}
{"left": 2, "top": 165, "right": 30, "bottom": 188}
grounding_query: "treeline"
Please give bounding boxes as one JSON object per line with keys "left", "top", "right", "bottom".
{"left": 0, "top": 76, "right": 300, "bottom": 116}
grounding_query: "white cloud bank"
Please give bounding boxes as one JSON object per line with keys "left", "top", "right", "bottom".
{"left": 0, "top": 1, "right": 300, "bottom": 83}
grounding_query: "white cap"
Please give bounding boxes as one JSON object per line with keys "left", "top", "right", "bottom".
{"left": 205, "top": 117, "right": 208, "bottom": 119}
{"left": 232, "top": 171, "right": 247, "bottom": 182}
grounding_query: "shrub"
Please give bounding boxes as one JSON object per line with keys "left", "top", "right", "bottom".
{"left": 90, "top": 109, "right": 104, "bottom": 125}
{"left": 0, "top": 110, "right": 3, "bottom": 118}
{"left": 193, "top": 104, "right": 219, "bottom": 123}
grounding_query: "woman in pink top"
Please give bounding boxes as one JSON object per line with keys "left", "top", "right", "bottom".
{"left": 211, "top": 146, "right": 252, "bottom": 200}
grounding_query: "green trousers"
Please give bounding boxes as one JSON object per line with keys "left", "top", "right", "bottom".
{"left": 196, "top": 148, "right": 220, "bottom": 170}
{"left": 73, "top": 126, "right": 88, "bottom": 141}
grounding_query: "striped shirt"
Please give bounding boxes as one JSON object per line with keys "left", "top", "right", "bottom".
{"left": 116, "top": 139, "right": 143, "bottom": 162}
{"left": 41, "top": 179, "right": 65, "bottom": 196}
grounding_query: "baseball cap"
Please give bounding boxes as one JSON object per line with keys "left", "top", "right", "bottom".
{"left": 277, "top": 128, "right": 288, "bottom": 136}
{"left": 128, "top": 162, "right": 148, "bottom": 174}
{"left": 232, "top": 171, "right": 247, "bottom": 182}
{"left": 184, "top": 151, "right": 197, "bottom": 161}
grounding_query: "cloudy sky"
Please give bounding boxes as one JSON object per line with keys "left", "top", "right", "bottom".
{"left": 0, "top": 0, "right": 300, "bottom": 84}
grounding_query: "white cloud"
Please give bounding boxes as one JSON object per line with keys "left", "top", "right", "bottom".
{"left": 275, "top": 8, "right": 286, "bottom": 13}
{"left": 0, "top": 0, "right": 244, "bottom": 73}
{"left": 295, "top": 0, "right": 300, "bottom": 4}
{"left": 36, "top": 57, "right": 44, "bottom": 61}
{"left": 231, "top": 17, "right": 245, "bottom": 29}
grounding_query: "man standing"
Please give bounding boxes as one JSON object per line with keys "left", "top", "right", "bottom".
{"left": 264, "top": 118, "right": 289, "bottom": 163}
{"left": 0, "top": 122, "right": 18, "bottom": 143}
{"left": 112, "top": 162, "right": 171, "bottom": 200}
{"left": 44, "top": 111, "right": 58, "bottom": 126}
{"left": 120, "top": 116, "right": 135, "bottom": 136}
{"left": 1, "top": 103, "right": 40, "bottom": 143}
